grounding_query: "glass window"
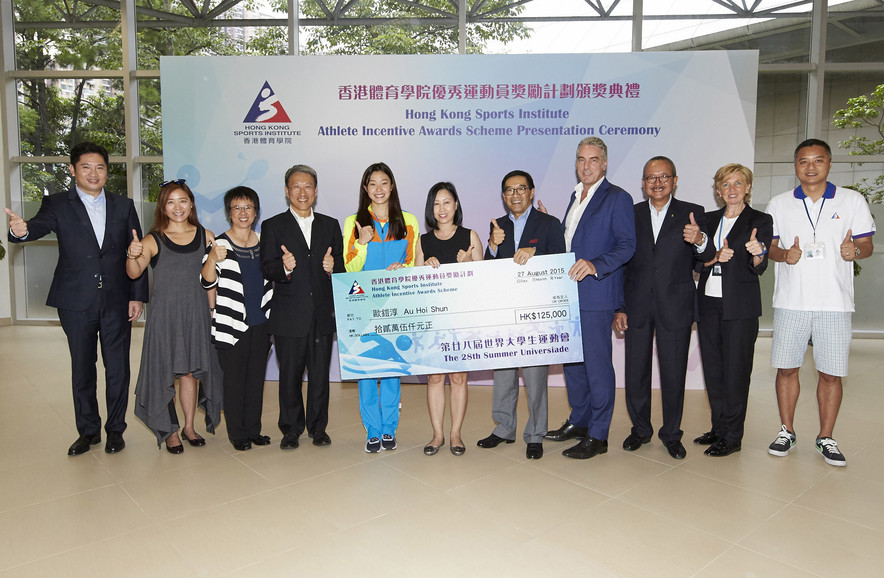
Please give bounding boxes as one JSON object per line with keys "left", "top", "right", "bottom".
{"left": 826, "top": 11, "right": 884, "bottom": 63}
{"left": 16, "top": 78, "right": 127, "bottom": 158}
{"left": 13, "top": 1, "right": 121, "bottom": 71}
{"left": 755, "top": 73, "right": 808, "bottom": 162}
{"left": 139, "top": 79, "right": 163, "bottom": 156}
{"left": 22, "top": 244, "right": 61, "bottom": 319}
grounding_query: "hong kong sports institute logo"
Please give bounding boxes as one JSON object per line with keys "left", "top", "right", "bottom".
{"left": 243, "top": 81, "right": 291, "bottom": 123}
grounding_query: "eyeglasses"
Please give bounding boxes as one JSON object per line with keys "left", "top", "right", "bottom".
{"left": 503, "top": 186, "right": 530, "bottom": 196}
{"left": 161, "top": 178, "right": 186, "bottom": 187}
{"left": 230, "top": 205, "right": 254, "bottom": 213}
{"left": 642, "top": 175, "right": 672, "bottom": 184}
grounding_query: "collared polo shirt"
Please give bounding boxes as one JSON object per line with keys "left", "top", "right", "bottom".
{"left": 768, "top": 183, "right": 875, "bottom": 312}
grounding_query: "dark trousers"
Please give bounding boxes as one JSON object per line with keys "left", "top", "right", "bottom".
{"left": 274, "top": 323, "right": 333, "bottom": 437}
{"left": 57, "top": 291, "right": 132, "bottom": 436}
{"left": 219, "top": 323, "right": 271, "bottom": 442}
{"left": 563, "top": 310, "right": 616, "bottom": 440}
{"left": 697, "top": 296, "right": 759, "bottom": 445}
{"left": 624, "top": 304, "right": 691, "bottom": 442}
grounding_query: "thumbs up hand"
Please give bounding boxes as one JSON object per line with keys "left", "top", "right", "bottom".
{"left": 717, "top": 238, "right": 734, "bottom": 263}
{"left": 355, "top": 221, "right": 375, "bottom": 246}
{"left": 127, "top": 229, "right": 143, "bottom": 260}
{"left": 785, "top": 236, "right": 802, "bottom": 265}
{"left": 840, "top": 229, "right": 857, "bottom": 261}
{"left": 683, "top": 212, "right": 703, "bottom": 245}
{"left": 211, "top": 240, "right": 228, "bottom": 263}
{"left": 281, "top": 244, "right": 296, "bottom": 271}
{"left": 322, "top": 246, "right": 334, "bottom": 273}
{"left": 456, "top": 245, "right": 475, "bottom": 263}
{"left": 489, "top": 218, "right": 505, "bottom": 250}
{"left": 536, "top": 200, "right": 549, "bottom": 215}
{"left": 745, "top": 227, "right": 765, "bottom": 256}
{"left": 5, "top": 208, "right": 27, "bottom": 238}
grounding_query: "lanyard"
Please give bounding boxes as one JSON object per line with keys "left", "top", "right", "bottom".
{"left": 796, "top": 182, "right": 834, "bottom": 243}
{"left": 802, "top": 197, "right": 826, "bottom": 243}
{"left": 717, "top": 216, "right": 736, "bottom": 249}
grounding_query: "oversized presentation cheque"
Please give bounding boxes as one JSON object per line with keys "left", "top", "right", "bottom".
{"left": 332, "top": 253, "right": 584, "bottom": 380}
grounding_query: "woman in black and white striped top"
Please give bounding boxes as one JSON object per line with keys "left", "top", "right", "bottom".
{"left": 201, "top": 186, "right": 273, "bottom": 451}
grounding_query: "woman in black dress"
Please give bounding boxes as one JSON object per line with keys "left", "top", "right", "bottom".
{"left": 415, "top": 182, "right": 483, "bottom": 456}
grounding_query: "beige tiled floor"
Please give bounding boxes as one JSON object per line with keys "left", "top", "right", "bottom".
{"left": 1, "top": 325, "right": 882, "bottom": 577}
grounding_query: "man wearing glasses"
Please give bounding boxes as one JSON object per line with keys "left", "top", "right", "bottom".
{"left": 612, "top": 156, "right": 712, "bottom": 460}
{"left": 546, "top": 136, "right": 635, "bottom": 460}
{"left": 5, "top": 141, "right": 148, "bottom": 456}
{"left": 260, "top": 165, "right": 344, "bottom": 450}
{"left": 476, "top": 170, "right": 566, "bottom": 460}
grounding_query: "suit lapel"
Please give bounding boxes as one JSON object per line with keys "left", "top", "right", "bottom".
{"left": 707, "top": 209, "right": 722, "bottom": 245}
{"left": 728, "top": 207, "right": 753, "bottom": 243}
{"left": 309, "top": 214, "right": 328, "bottom": 254}
{"left": 68, "top": 188, "right": 101, "bottom": 251}
{"left": 519, "top": 208, "right": 540, "bottom": 249}
{"left": 657, "top": 198, "right": 681, "bottom": 244}
{"left": 637, "top": 201, "right": 654, "bottom": 246}
{"left": 576, "top": 178, "right": 609, "bottom": 229}
{"left": 286, "top": 210, "right": 309, "bottom": 252}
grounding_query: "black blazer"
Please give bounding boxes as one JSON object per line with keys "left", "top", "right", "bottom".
{"left": 483, "top": 207, "right": 566, "bottom": 260}
{"left": 623, "top": 197, "right": 713, "bottom": 331}
{"left": 697, "top": 205, "right": 773, "bottom": 320}
{"left": 260, "top": 210, "right": 344, "bottom": 337}
{"left": 8, "top": 188, "right": 148, "bottom": 311}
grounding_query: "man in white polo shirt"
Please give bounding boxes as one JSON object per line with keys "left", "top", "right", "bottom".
{"left": 766, "top": 138, "right": 875, "bottom": 467}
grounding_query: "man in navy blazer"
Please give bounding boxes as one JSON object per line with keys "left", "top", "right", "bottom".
{"left": 613, "top": 156, "right": 713, "bottom": 460}
{"left": 476, "top": 170, "right": 566, "bottom": 460}
{"left": 6, "top": 141, "right": 148, "bottom": 456}
{"left": 546, "top": 137, "right": 636, "bottom": 460}
{"left": 260, "top": 164, "right": 344, "bottom": 450}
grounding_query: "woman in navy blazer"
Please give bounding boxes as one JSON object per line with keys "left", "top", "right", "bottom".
{"left": 695, "top": 164, "right": 773, "bottom": 456}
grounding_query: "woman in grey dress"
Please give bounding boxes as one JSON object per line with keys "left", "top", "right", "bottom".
{"left": 127, "top": 180, "right": 223, "bottom": 453}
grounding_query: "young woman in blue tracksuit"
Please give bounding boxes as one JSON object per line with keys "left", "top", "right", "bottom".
{"left": 343, "top": 162, "right": 419, "bottom": 453}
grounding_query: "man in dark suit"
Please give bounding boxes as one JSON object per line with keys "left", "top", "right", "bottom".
{"left": 5, "top": 141, "right": 148, "bottom": 456}
{"left": 260, "top": 164, "right": 344, "bottom": 450}
{"left": 476, "top": 170, "right": 566, "bottom": 460}
{"left": 612, "top": 156, "right": 713, "bottom": 460}
{"left": 547, "top": 136, "right": 635, "bottom": 460}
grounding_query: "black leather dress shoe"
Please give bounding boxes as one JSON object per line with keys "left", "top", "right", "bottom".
{"left": 476, "top": 433, "right": 515, "bottom": 448}
{"left": 312, "top": 432, "right": 332, "bottom": 446}
{"left": 693, "top": 431, "right": 718, "bottom": 445}
{"left": 280, "top": 434, "right": 300, "bottom": 450}
{"left": 105, "top": 432, "right": 125, "bottom": 454}
{"left": 622, "top": 432, "right": 651, "bottom": 452}
{"left": 704, "top": 440, "right": 741, "bottom": 457}
{"left": 249, "top": 435, "right": 271, "bottom": 446}
{"left": 544, "top": 422, "right": 588, "bottom": 442}
{"left": 68, "top": 434, "right": 101, "bottom": 456}
{"left": 526, "top": 443, "right": 543, "bottom": 459}
{"left": 665, "top": 440, "right": 687, "bottom": 459}
{"left": 233, "top": 439, "right": 252, "bottom": 451}
{"left": 562, "top": 437, "right": 608, "bottom": 459}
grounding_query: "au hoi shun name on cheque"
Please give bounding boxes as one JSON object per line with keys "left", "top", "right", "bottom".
{"left": 331, "top": 254, "right": 584, "bottom": 379}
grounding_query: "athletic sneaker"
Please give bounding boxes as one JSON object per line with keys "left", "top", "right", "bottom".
{"left": 816, "top": 437, "right": 847, "bottom": 467}
{"left": 365, "top": 437, "right": 381, "bottom": 453}
{"left": 768, "top": 425, "right": 796, "bottom": 456}
{"left": 381, "top": 434, "right": 397, "bottom": 451}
